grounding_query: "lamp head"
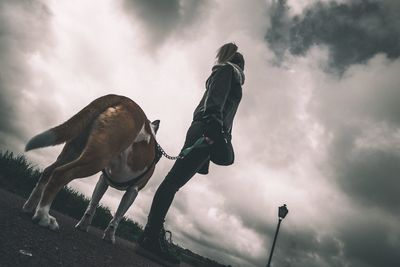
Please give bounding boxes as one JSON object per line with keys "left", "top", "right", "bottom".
{"left": 278, "top": 204, "right": 289, "bottom": 220}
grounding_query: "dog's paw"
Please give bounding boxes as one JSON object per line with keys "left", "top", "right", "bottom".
{"left": 32, "top": 211, "right": 59, "bottom": 231}
{"left": 102, "top": 225, "right": 116, "bottom": 244}
{"left": 75, "top": 218, "right": 90, "bottom": 232}
{"left": 48, "top": 216, "right": 59, "bottom": 231}
{"left": 21, "top": 202, "right": 36, "bottom": 214}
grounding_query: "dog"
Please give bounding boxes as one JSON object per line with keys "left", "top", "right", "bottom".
{"left": 23, "top": 94, "right": 160, "bottom": 243}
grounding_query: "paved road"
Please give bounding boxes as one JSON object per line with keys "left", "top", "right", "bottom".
{"left": 0, "top": 188, "right": 191, "bottom": 267}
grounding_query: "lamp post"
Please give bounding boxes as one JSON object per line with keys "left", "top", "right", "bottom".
{"left": 266, "top": 204, "right": 289, "bottom": 267}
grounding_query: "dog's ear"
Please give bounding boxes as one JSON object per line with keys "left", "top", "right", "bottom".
{"left": 151, "top": 120, "right": 160, "bottom": 134}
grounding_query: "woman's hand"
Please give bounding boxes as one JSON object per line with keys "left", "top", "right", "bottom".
{"left": 204, "top": 136, "right": 214, "bottom": 145}
{"left": 203, "top": 116, "right": 223, "bottom": 142}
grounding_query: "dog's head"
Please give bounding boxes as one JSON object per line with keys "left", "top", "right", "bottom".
{"left": 150, "top": 120, "right": 160, "bottom": 134}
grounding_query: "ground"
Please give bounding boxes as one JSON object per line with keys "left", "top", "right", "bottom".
{"left": 0, "top": 188, "right": 193, "bottom": 267}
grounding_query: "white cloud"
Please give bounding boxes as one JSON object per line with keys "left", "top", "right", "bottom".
{"left": 1, "top": 0, "right": 399, "bottom": 266}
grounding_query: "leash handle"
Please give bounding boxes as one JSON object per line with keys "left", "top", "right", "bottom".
{"left": 179, "top": 137, "right": 209, "bottom": 158}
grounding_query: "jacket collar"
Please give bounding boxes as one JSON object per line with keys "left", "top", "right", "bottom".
{"left": 212, "top": 63, "right": 245, "bottom": 85}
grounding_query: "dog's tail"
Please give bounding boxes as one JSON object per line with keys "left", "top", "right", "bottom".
{"left": 25, "top": 94, "right": 130, "bottom": 151}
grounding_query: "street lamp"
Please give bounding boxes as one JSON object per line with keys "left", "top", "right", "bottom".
{"left": 267, "top": 204, "right": 289, "bottom": 267}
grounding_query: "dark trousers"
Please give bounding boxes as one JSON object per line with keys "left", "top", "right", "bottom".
{"left": 145, "top": 121, "right": 210, "bottom": 234}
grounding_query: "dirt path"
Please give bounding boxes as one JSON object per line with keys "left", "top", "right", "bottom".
{"left": 0, "top": 188, "right": 191, "bottom": 267}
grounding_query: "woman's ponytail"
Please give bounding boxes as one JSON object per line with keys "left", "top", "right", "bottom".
{"left": 216, "top": 43, "right": 238, "bottom": 64}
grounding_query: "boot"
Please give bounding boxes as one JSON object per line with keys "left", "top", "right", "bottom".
{"left": 137, "top": 226, "right": 181, "bottom": 265}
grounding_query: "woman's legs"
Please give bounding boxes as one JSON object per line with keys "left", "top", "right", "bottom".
{"left": 144, "top": 145, "right": 210, "bottom": 237}
{"left": 137, "top": 121, "right": 209, "bottom": 264}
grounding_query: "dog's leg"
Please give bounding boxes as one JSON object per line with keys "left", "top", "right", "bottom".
{"left": 103, "top": 186, "right": 139, "bottom": 244}
{"left": 32, "top": 166, "right": 73, "bottom": 231}
{"left": 75, "top": 174, "right": 108, "bottom": 232}
{"left": 22, "top": 163, "right": 57, "bottom": 214}
{"left": 32, "top": 158, "right": 107, "bottom": 231}
{"left": 24, "top": 141, "right": 80, "bottom": 214}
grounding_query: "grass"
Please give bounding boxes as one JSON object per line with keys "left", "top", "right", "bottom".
{"left": 0, "top": 150, "right": 142, "bottom": 239}
{"left": 0, "top": 150, "right": 230, "bottom": 267}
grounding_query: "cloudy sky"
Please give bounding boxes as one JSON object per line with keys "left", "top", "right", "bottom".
{"left": 1, "top": 0, "right": 400, "bottom": 266}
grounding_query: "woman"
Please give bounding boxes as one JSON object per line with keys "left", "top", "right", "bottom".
{"left": 138, "top": 43, "right": 245, "bottom": 264}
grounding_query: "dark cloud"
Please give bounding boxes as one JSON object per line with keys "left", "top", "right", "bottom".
{"left": 280, "top": 216, "right": 400, "bottom": 267}
{"left": 0, "top": 0, "right": 53, "bottom": 149}
{"left": 338, "top": 216, "right": 400, "bottom": 267}
{"left": 276, "top": 230, "right": 344, "bottom": 267}
{"left": 308, "top": 57, "right": 400, "bottom": 215}
{"left": 266, "top": 0, "right": 400, "bottom": 71}
{"left": 254, "top": 212, "right": 399, "bottom": 267}
{"left": 265, "top": 0, "right": 292, "bottom": 63}
{"left": 329, "top": 126, "right": 400, "bottom": 214}
{"left": 121, "top": 0, "right": 209, "bottom": 47}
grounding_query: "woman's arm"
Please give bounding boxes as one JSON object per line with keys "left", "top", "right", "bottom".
{"left": 202, "top": 64, "right": 233, "bottom": 123}
{"left": 202, "top": 64, "right": 233, "bottom": 140}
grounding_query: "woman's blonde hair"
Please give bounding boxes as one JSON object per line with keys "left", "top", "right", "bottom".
{"left": 216, "top": 43, "right": 238, "bottom": 64}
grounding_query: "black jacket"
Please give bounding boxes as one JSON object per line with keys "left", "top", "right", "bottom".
{"left": 190, "top": 63, "right": 243, "bottom": 173}
{"left": 193, "top": 64, "right": 243, "bottom": 135}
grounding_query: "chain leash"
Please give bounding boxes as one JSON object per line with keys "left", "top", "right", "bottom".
{"left": 156, "top": 142, "right": 184, "bottom": 160}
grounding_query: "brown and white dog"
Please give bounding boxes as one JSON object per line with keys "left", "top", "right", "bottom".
{"left": 23, "top": 94, "right": 160, "bottom": 243}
